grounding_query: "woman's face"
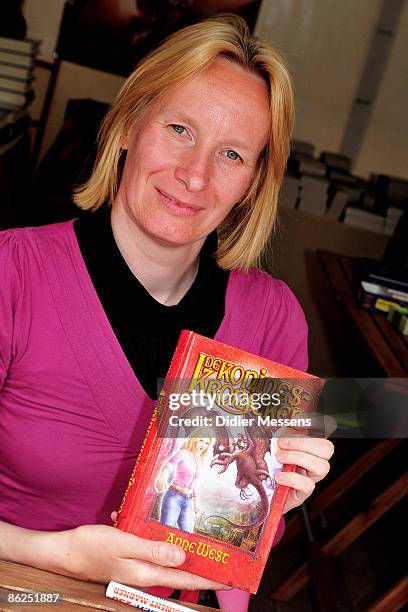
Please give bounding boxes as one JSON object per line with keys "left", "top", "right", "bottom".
{"left": 115, "top": 56, "right": 270, "bottom": 248}
{"left": 196, "top": 438, "right": 210, "bottom": 454}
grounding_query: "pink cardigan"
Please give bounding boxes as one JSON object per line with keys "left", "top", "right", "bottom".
{"left": 0, "top": 221, "right": 308, "bottom": 610}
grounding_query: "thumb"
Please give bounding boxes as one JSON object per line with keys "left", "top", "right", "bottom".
{"left": 127, "top": 534, "right": 186, "bottom": 567}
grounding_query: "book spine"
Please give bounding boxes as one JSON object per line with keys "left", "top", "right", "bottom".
{"left": 115, "top": 408, "right": 158, "bottom": 529}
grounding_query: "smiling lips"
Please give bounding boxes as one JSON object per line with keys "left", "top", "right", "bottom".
{"left": 156, "top": 189, "right": 203, "bottom": 216}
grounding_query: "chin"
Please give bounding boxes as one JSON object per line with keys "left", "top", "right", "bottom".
{"left": 151, "top": 232, "right": 195, "bottom": 247}
{"left": 146, "top": 223, "right": 202, "bottom": 247}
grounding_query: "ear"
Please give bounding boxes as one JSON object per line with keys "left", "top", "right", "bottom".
{"left": 120, "top": 127, "right": 130, "bottom": 150}
{"left": 120, "top": 134, "right": 129, "bottom": 150}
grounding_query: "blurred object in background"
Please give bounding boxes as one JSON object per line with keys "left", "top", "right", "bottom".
{"left": 0, "top": 0, "right": 26, "bottom": 39}
{"left": 27, "top": 98, "right": 109, "bottom": 227}
{"left": 55, "top": 0, "right": 262, "bottom": 76}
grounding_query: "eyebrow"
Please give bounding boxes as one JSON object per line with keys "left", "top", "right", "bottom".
{"left": 160, "top": 109, "right": 255, "bottom": 153}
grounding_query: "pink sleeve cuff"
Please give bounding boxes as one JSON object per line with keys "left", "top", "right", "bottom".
{"left": 216, "top": 588, "right": 250, "bottom": 612}
{"left": 215, "top": 517, "right": 285, "bottom": 611}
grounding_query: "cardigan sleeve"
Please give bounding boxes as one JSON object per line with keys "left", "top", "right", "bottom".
{"left": 0, "top": 231, "right": 22, "bottom": 390}
{"left": 259, "top": 277, "right": 309, "bottom": 372}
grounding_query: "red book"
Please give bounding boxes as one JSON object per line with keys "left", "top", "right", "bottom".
{"left": 116, "top": 331, "right": 325, "bottom": 593}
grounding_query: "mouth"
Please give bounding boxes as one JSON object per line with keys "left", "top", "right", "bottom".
{"left": 156, "top": 189, "right": 203, "bottom": 215}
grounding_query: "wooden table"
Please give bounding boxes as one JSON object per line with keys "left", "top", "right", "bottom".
{"left": 0, "top": 560, "right": 220, "bottom": 611}
{"left": 317, "top": 250, "right": 408, "bottom": 377}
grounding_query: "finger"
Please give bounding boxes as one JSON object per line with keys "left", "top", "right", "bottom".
{"left": 299, "top": 413, "right": 337, "bottom": 438}
{"left": 278, "top": 436, "right": 334, "bottom": 460}
{"left": 122, "top": 560, "right": 231, "bottom": 591}
{"left": 118, "top": 533, "right": 186, "bottom": 567}
{"left": 111, "top": 511, "right": 118, "bottom": 522}
{"left": 275, "top": 470, "right": 315, "bottom": 496}
{"left": 276, "top": 450, "right": 330, "bottom": 481}
{"left": 277, "top": 436, "right": 334, "bottom": 459}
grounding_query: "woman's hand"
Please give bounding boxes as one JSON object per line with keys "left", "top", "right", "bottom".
{"left": 275, "top": 437, "right": 334, "bottom": 514}
{"left": 40, "top": 524, "right": 230, "bottom": 591}
{"left": 1, "top": 519, "right": 231, "bottom": 591}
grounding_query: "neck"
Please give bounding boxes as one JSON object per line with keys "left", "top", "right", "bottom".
{"left": 110, "top": 204, "right": 203, "bottom": 306}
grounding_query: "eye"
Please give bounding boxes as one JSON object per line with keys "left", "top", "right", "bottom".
{"left": 225, "top": 149, "right": 242, "bottom": 162}
{"left": 171, "top": 124, "right": 187, "bottom": 135}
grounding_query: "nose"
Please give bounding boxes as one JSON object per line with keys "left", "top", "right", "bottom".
{"left": 174, "top": 148, "right": 211, "bottom": 192}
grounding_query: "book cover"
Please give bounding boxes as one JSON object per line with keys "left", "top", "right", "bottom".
{"left": 358, "top": 280, "right": 408, "bottom": 313}
{"left": 116, "top": 331, "right": 325, "bottom": 593}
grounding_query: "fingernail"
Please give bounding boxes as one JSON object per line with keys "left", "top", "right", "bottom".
{"left": 279, "top": 437, "right": 289, "bottom": 447}
{"left": 169, "top": 547, "right": 184, "bottom": 564}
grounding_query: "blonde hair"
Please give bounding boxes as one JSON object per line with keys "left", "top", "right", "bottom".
{"left": 181, "top": 427, "right": 214, "bottom": 463}
{"left": 74, "top": 15, "right": 294, "bottom": 270}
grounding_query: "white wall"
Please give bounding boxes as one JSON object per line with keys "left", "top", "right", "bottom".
{"left": 24, "top": 0, "right": 66, "bottom": 62}
{"left": 256, "top": 0, "right": 407, "bottom": 180}
{"left": 354, "top": 0, "right": 408, "bottom": 179}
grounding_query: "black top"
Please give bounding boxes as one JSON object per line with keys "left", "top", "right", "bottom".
{"left": 74, "top": 206, "right": 229, "bottom": 399}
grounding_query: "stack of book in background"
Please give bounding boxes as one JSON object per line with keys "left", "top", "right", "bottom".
{"left": 281, "top": 139, "right": 408, "bottom": 238}
{"left": 376, "top": 175, "right": 408, "bottom": 236}
{"left": 353, "top": 257, "right": 408, "bottom": 320}
{"left": 279, "top": 139, "right": 312, "bottom": 209}
{"left": 279, "top": 175, "right": 301, "bottom": 209}
{"left": 292, "top": 139, "right": 315, "bottom": 158}
{"left": 299, "top": 170, "right": 329, "bottom": 216}
{"left": 284, "top": 144, "right": 349, "bottom": 217}
{"left": 0, "top": 36, "right": 39, "bottom": 155}
{"left": 321, "top": 151, "right": 351, "bottom": 178}
{"left": 387, "top": 305, "right": 408, "bottom": 336}
{"left": 343, "top": 192, "right": 384, "bottom": 232}
{"left": 0, "top": 36, "right": 40, "bottom": 111}
{"left": 342, "top": 175, "right": 408, "bottom": 236}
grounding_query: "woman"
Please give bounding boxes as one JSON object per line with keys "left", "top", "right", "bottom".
{"left": 0, "top": 15, "right": 334, "bottom": 612}
{"left": 156, "top": 431, "right": 213, "bottom": 533}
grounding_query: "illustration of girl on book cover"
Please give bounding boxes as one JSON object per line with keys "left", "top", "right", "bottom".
{"left": 155, "top": 427, "right": 215, "bottom": 534}
{"left": 151, "top": 418, "right": 283, "bottom": 551}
